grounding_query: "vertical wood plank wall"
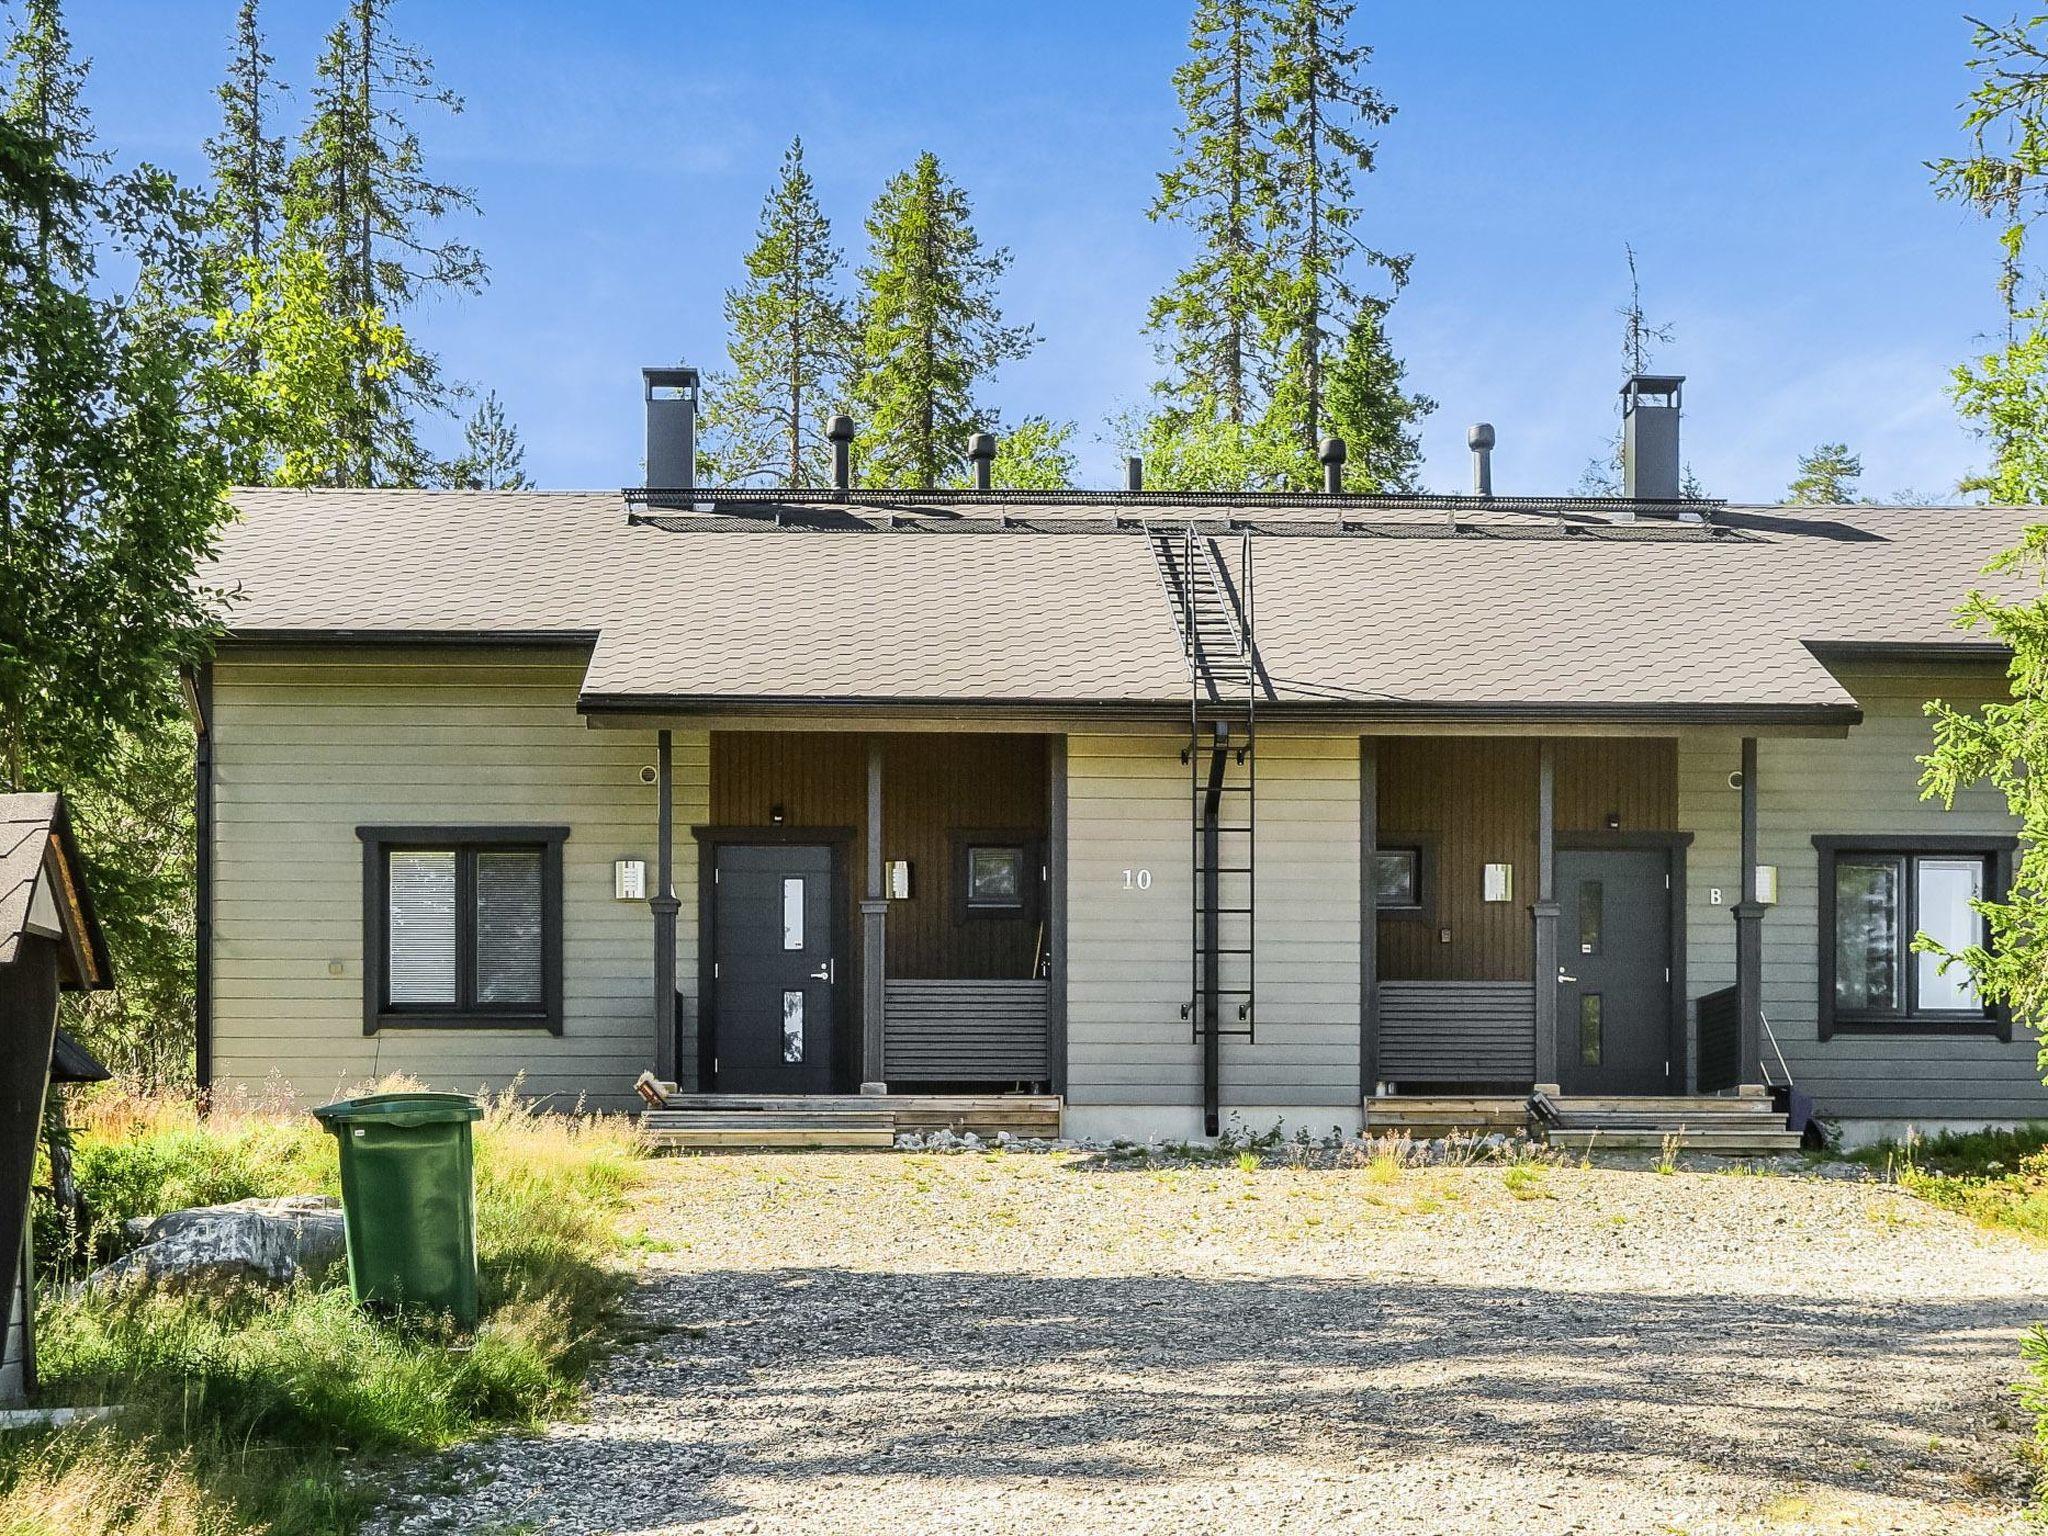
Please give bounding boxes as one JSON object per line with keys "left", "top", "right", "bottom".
{"left": 706, "top": 731, "right": 1049, "bottom": 982}
{"left": 1376, "top": 737, "right": 1675, "bottom": 983}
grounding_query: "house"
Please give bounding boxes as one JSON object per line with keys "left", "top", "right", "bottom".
{"left": 1, "top": 793, "right": 111, "bottom": 1405}
{"left": 195, "top": 369, "right": 2041, "bottom": 1147}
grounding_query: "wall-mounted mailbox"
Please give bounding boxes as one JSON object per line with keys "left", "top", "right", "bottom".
{"left": 1483, "top": 863, "right": 1514, "bottom": 903}
{"left": 887, "top": 859, "right": 913, "bottom": 900}
{"left": 614, "top": 860, "right": 646, "bottom": 900}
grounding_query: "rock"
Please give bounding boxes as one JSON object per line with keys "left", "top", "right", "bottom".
{"left": 89, "top": 1194, "right": 346, "bottom": 1292}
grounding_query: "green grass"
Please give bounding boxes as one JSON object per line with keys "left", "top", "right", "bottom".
{"left": 1848, "top": 1122, "right": 2048, "bottom": 1238}
{"left": 2, "top": 1085, "right": 646, "bottom": 1536}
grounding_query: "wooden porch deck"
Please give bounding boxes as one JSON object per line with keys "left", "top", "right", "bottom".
{"left": 1368, "top": 1087, "right": 1802, "bottom": 1156}
{"left": 634, "top": 1076, "right": 1062, "bottom": 1149}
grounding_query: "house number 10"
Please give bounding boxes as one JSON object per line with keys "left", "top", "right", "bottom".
{"left": 1123, "top": 868, "right": 1152, "bottom": 890}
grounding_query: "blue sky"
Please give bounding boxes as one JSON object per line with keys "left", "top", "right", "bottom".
{"left": 73, "top": 1, "right": 2005, "bottom": 499}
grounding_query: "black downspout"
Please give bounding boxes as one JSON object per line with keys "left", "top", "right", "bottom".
{"left": 1202, "top": 722, "right": 1227, "bottom": 1137}
{"left": 192, "top": 662, "right": 214, "bottom": 1095}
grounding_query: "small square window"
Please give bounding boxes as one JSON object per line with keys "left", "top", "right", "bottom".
{"left": 967, "top": 846, "right": 1025, "bottom": 908}
{"left": 1374, "top": 848, "right": 1421, "bottom": 908}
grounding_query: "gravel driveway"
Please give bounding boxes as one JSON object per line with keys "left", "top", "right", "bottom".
{"left": 377, "top": 1153, "right": 2048, "bottom": 1535}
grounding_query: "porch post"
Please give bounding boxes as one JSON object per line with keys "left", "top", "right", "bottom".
{"left": 1735, "top": 735, "right": 1765, "bottom": 1085}
{"left": 1359, "top": 737, "right": 1379, "bottom": 1098}
{"left": 859, "top": 736, "right": 888, "bottom": 1093}
{"left": 651, "top": 729, "right": 679, "bottom": 1087}
{"left": 1530, "top": 740, "right": 1560, "bottom": 1088}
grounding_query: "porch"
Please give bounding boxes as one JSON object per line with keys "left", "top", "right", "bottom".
{"left": 649, "top": 727, "right": 1065, "bottom": 1116}
{"left": 1362, "top": 733, "right": 1779, "bottom": 1129}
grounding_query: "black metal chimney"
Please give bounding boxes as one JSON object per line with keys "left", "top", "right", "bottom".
{"left": 967, "top": 432, "right": 996, "bottom": 491}
{"left": 642, "top": 366, "right": 699, "bottom": 490}
{"left": 827, "top": 414, "right": 854, "bottom": 497}
{"left": 1468, "top": 423, "right": 1496, "bottom": 497}
{"left": 1125, "top": 455, "right": 1144, "bottom": 492}
{"left": 1318, "top": 436, "right": 1347, "bottom": 494}
{"left": 1621, "top": 374, "right": 1683, "bottom": 501}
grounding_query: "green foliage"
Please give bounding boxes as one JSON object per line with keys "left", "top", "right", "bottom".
{"left": 0, "top": 0, "right": 234, "bottom": 794}
{"left": 1146, "top": 0, "right": 1278, "bottom": 425}
{"left": 58, "top": 694, "right": 200, "bottom": 1088}
{"left": 9, "top": 1088, "right": 646, "bottom": 1536}
{"left": 946, "top": 414, "right": 1079, "bottom": 490}
{"left": 285, "top": 0, "right": 484, "bottom": 486}
{"left": 447, "top": 388, "right": 531, "bottom": 490}
{"left": 854, "top": 151, "right": 1035, "bottom": 489}
{"left": 698, "top": 138, "right": 853, "bottom": 488}
{"left": 202, "top": 0, "right": 287, "bottom": 315}
{"left": 1786, "top": 441, "right": 1864, "bottom": 505}
{"left": 1952, "top": 308, "right": 2048, "bottom": 503}
{"left": 1144, "top": 0, "right": 1427, "bottom": 490}
{"left": 1920, "top": 528, "right": 2048, "bottom": 1069}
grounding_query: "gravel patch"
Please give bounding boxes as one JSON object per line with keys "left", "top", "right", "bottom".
{"left": 371, "top": 1155, "right": 2047, "bottom": 1535}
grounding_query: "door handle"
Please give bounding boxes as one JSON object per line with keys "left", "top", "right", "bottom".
{"left": 810, "top": 960, "right": 833, "bottom": 984}
{"left": 1557, "top": 968, "right": 1578, "bottom": 984}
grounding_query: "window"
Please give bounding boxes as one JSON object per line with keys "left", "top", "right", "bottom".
{"left": 967, "top": 846, "right": 1025, "bottom": 909}
{"left": 360, "top": 826, "right": 568, "bottom": 1033}
{"left": 1374, "top": 848, "right": 1421, "bottom": 909}
{"left": 950, "top": 830, "right": 1041, "bottom": 924}
{"left": 1814, "top": 835, "right": 2013, "bottom": 1038}
{"left": 1370, "top": 834, "right": 1435, "bottom": 922}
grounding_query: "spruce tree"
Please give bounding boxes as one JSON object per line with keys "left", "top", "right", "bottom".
{"left": 698, "top": 138, "right": 853, "bottom": 487}
{"left": 204, "top": 0, "right": 286, "bottom": 289}
{"left": 1258, "top": 0, "right": 1410, "bottom": 467}
{"left": 1146, "top": 0, "right": 1278, "bottom": 426}
{"left": 0, "top": 0, "right": 234, "bottom": 1087}
{"left": 853, "top": 151, "right": 1034, "bottom": 489}
{"left": 288, "top": 0, "right": 483, "bottom": 486}
{"left": 450, "top": 389, "right": 532, "bottom": 489}
{"left": 1786, "top": 443, "right": 1863, "bottom": 505}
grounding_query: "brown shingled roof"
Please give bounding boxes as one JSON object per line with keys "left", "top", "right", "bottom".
{"left": 212, "top": 488, "right": 2038, "bottom": 722}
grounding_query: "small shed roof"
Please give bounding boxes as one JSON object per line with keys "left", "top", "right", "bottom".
{"left": 0, "top": 793, "right": 110, "bottom": 989}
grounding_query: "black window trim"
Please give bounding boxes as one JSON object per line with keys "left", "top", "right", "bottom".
{"left": 950, "top": 828, "right": 1043, "bottom": 926}
{"left": 358, "top": 824, "right": 569, "bottom": 1035}
{"left": 1372, "top": 831, "right": 1437, "bottom": 924}
{"left": 1813, "top": 833, "right": 2016, "bottom": 1042}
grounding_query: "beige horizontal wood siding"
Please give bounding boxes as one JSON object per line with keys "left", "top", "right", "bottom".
{"left": 1679, "top": 661, "right": 2043, "bottom": 1122}
{"left": 211, "top": 648, "right": 700, "bottom": 1110}
{"left": 1064, "top": 729, "right": 1359, "bottom": 1110}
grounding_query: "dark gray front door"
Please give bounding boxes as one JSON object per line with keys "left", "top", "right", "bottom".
{"left": 1556, "top": 848, "right": 1671, "bottom": 1095}
{"left": 713, "top": 844, "right": 836, "bottom": 1093}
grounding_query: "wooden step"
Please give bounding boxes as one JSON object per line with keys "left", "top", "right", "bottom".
{"left": 646, "top": 1126, "right": 897, "bottom": 1151}
{"left": 1364, "top": 1096, "right": 1531, "bottom": 1137}
{"left": 653, "top": 1092, "right": 1061, "bottom": 1140}
{"left": 644, "top": 1111, "right": 896, "bottom": 1131}
{"left": 1543, "top": 1128, "right": 1804, "bottom": 1156}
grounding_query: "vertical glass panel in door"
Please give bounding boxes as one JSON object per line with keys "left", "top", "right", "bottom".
{"left": 1578, "top": 880, "right": 1603, "bottom": 956}
{"left": 1579, "top": 994, "right": 1602, "bottom": 1066}
{"left": 388, "top": 851, "right": 457, "bottom": 1004}
{"left": 1835, "top": 858, "right": 1901, "bottom": 1012}
{"left": 1915, "top": 857, "right": 1985, "bottom": 1012}
{"left": 781, "top": 990, "right": 803, "bottom": 1062}
{"left": 782, "top": 878, "right": 804, "bottom": 950}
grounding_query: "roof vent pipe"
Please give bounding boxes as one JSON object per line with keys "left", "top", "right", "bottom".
{"left": 1125, "top": 455, "right": 1144, "bottom": 493}
{"left": 967, "top": 432, "right": 996, "bottom": 491}
{"left": 1468, "top": 423, "right": 1495, "bottom": 497}
{"left": 1621, "top": 374, "right": 1683, "bottom": 503}
{"left": 1318, "top": 436, "right": 1347, "bottom": 494}
{"left": 642, "top": 366, "right": 699, "bottom": 491}
{"left": 827, "top": 414, "right": 854, "bottom": 497}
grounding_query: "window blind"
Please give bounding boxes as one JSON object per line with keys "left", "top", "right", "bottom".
{"left": 388, "top": 850, "right": 457, "bottom": 1004}
{"left": 475, "top": 849, "right": 544, "bottom": 1007}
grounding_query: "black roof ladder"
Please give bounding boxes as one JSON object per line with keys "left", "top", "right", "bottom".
{"left": 1149, "top": 525, "right": 1257, "bottom": 1138}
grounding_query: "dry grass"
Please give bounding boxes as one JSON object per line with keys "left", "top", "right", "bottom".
{"left": 0, "top": 1434, "right": 248, "bottom": 1536}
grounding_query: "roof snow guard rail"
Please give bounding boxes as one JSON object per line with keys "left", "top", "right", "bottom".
{"left": 624, "top": 485, "right": 1725, "bottom": 518}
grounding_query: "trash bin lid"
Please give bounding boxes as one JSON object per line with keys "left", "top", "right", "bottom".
{"left": 311, "top": 1091, "right": 483, "bottom": 1128}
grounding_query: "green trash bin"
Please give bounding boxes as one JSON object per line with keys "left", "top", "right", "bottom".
{"left": 311, "top": 1091, "right": 482, "bottom": 1328}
